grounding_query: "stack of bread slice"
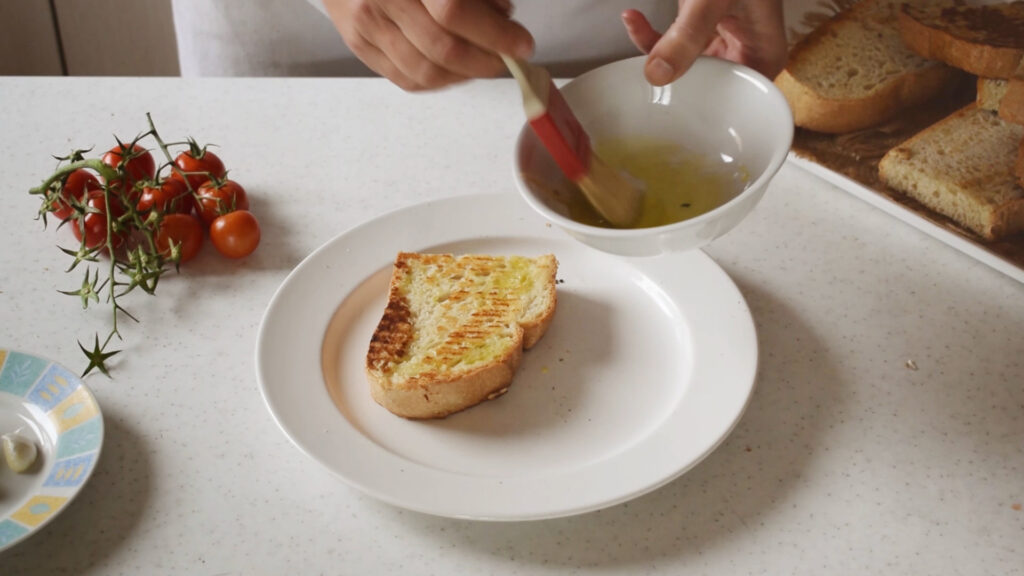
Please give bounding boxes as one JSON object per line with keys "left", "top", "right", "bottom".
{"left": 879, "top": 0, "right": 1024, "bottom": 240}
{"left": 778, "top": 0, "right": 1024, "bottom": 241}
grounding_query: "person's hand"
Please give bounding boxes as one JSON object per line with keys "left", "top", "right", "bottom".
{"left": 323, "top": 0, "right": 534, "bottom": 91}
{"left": 622, "top": 0, "right": 787, "bottom": 86}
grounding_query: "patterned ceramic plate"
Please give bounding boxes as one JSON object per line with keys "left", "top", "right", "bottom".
{"left": 0, "top": 349, "right": 104, "bottom": 553}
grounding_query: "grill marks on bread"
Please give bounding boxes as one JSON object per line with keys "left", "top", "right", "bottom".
{"left": 365, "top": 252, "right": 557, "bottom": 419}
{"left": 367, "top": 296, "right": 413, "bottom": 372}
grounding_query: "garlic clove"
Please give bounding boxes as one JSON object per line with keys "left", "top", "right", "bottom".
{"left": 3, "top": 433, "right": 39, "bottom": 473}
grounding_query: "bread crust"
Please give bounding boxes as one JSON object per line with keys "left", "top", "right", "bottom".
{"left": 1016, "top": 138, "right": 1024, "bottom": 188}
{"left": 368, "top": 343, "right": 522, "bottom": 420}
{"left": 898, "top": 2, "right": 1024, "bottom": 79}
{"left": 776, "top": 66, "right": 959, "bottom": 134}
{"left": 1001, "top": 77, "right": 1024, "bottom": 125}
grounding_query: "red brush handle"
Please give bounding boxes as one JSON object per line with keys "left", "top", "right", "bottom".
{"left": 528, "top": 81, "right": 592, "bottom": 182}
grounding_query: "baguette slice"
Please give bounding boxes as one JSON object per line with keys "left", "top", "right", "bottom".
{"left": 879, "top": 105, "right": 1024, "bottom": 240}
{"left": 775, "top": 0, "right": 960, "bottom": 134}
{"left": 898, "top": 1, "right": 1024, "bottom": 79}
{"left": 366, "top": 252, "right": 557, "bottom": 419}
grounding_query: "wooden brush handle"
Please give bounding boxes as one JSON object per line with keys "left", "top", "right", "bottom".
{"left": 503, "top": 55, "right": 591, "bottom": 181}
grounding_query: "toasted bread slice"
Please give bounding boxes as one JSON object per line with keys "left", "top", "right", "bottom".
{"left": 879, "top": 105, "right": 1024, "bottom": 240}
{"left": 775, "top": 0, "right": 960, "bottom": 134}
{"left": 366, "top": 252, "right": 557, "bottom": 419}
{"left": 898, "top": 1, "right": 1024, "bottom": 79}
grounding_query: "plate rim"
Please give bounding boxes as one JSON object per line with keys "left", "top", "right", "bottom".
{"left": 255, "top": 193, "right": 759, "bottom": 520}
{"left": 0, "top": 348, "right": 105, "bottom": 553}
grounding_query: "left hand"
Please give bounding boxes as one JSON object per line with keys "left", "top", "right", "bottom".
{"left": 622, "top": 0, "right": 787, "bottom": 86}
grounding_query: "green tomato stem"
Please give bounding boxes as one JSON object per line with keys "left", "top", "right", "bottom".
{"left": 146, "top": 113, "right": 195, "bottom": 193}
{"left": 29, "top": 159, "right": 118, "bottom": 196}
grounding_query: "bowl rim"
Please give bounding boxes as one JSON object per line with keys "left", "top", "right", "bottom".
{"left": 513, "top": 55, "right": 794, "bottom": 238}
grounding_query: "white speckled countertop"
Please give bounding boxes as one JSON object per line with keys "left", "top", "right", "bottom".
{"left": 0, "top": 76, "right": 1021, "bottom": 574}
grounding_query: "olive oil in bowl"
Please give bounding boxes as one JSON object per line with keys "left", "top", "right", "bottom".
{"left": 559, "top": 138, "right": 749, "bottom": 229}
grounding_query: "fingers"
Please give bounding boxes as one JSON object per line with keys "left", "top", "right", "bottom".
{"left": 621, "top": 9, "right": 661, "bottom": 54}
{"left": 645, "top": 0, "right": 736, "bottom": 86}
{"left": 375, "top": 16, "right": 470, "bottom": 88}
{"left": 385, "top": 0, "right": 520, "bottom": 80}
{"left": 347, "top": 31, "right": 423, "bottom": 90}
{"left": 698, "top": 2, "right": 787, "bottom": 79}
{"left": 423, "top": 0, "right": 534, "bottom": 59}
{"left": 326, "top": 0, "right": 533, "bottom": 91}
{"left": 718, "top": 0, "right": 788, "bottom": 78}
{"left": 331, "top": 0, "right": 457, "bottom": 90}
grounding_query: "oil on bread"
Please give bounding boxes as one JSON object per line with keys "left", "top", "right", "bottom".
{"left": 366, "top": 252, "right": 557, "bottom": 419}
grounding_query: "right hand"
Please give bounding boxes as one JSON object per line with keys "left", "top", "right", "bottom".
{"left": 323, "top": 0, "right": 535, "bottom": 91}
{"left": 622, "top": 0, "right": 787, "bottom": 86}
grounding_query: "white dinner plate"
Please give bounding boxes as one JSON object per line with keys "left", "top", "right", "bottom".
{"left": 256, "top": 193, "right": 757, "bottom": 521}
{"left": 0, "top": 349, "right": 104, "bottom": 552}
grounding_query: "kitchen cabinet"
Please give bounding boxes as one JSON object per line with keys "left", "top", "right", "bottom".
{"left": 0, "top": 0, "right": 179, "bottom": 76}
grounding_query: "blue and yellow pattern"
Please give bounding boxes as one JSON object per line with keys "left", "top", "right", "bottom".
{"left": 0, "top": 349, "right": 104, "bottom": 552}
{"left": 56, "top": 418, "right": 103, "bottom": 460}
{"left": 0, "top": 519, "right": 29, "bottom": 547}
{"left": 43, "top": 453, "right": 98, "bottom": 488}
{"left": 10, "top": 496, "right": 70, "bottom": 528}
{"left": 50, "top": 385, "right": 101, "bottom": 434}
{"left": 27, "top": 363, "right": 79, "bottom": 412}
{"left": 0, "top": 351, "right": 49, "bottom": 397}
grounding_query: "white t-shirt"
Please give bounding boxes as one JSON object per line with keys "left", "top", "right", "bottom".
{"left": 171, "top": 0, "right": 676, "bottom": 77}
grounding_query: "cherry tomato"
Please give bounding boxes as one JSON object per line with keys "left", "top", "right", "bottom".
{"left": 51, "top": 169, "right": 101, "bottom": 220}
{"left": 172, "top": 148, "right": 226, "bottom": 190}
{"left": 102, "top": 143, "right": 156, "bottom": 186}
{"left": 137, "top": 178, "right": 195, "bottom": 215}
{"left": 209, "top": 210, "right": 260, "bottom": 259}
{"left": 195, "top": 179, "right": 249, "bottom": 225}
{"left": 68, "top": 190, "right": 126, "bottom": 249}
{"left": 155, "top": 213, "right": 204, "bottom": 264}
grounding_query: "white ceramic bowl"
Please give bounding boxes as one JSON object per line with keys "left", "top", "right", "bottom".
{"left": 513, "top": 56, "right": 793, "bottom": 257}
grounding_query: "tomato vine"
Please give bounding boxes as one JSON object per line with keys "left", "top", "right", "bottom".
{"left": 28, "top": 114, "right": 260, "bottom": 377}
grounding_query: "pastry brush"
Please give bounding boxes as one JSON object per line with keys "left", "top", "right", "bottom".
{"left": 503, "top": 55, "right": 643, "bottom": 227}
